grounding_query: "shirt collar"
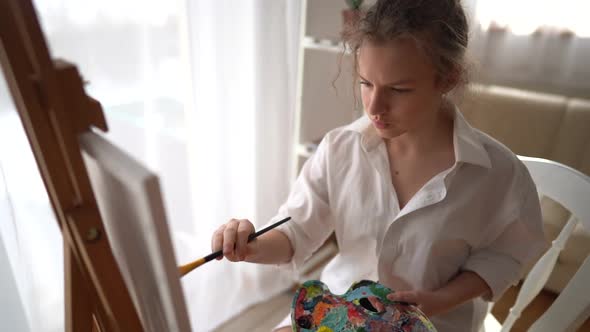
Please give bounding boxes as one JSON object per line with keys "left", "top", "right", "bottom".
{"left": 452, "top": 105, "right": 492, "bottom": 168}
{"left": 345, "top": 103, "right": 492, "bottom": 169}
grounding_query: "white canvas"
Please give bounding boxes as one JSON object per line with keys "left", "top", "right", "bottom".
{"left": 80, "top": 131, "right": 191, "bottom": 332}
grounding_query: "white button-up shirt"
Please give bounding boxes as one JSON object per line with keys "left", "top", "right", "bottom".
{"left": 275, "top": 106, "right": 547, "bottom": 332}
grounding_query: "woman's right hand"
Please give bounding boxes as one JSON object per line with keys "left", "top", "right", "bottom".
{"left": 211, "top": 218, "right": 256, "bottom": 262}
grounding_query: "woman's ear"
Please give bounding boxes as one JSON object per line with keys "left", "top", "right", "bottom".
{"left": 437, "top": 66, "right": 461, "bottom": 94}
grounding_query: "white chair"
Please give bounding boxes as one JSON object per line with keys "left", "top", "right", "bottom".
{"left": 484, "top": 156, "right": 590, "bottom": 331}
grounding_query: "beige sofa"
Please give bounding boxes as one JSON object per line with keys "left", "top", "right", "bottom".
{"left": 457, "top": 84, "right": 590, "bottom": 294}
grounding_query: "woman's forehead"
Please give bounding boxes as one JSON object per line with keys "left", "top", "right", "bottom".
{"left": 357, "top": 37, "right": 436, "bottom": 81}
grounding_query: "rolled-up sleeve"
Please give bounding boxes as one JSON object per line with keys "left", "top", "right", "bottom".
{"left": 274, "top": 136, "right": 334, "bottom": 272}
{"left": 463, "top": 167, "right": 549, "bottom": 302}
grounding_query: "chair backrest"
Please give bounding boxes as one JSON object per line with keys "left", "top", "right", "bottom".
{"left": 500, "top": 156, "right": 590, "bottom": 332}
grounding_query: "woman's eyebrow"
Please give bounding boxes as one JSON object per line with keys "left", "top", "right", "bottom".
{"left": 358, "top": 74, "right": 414, "bottom": 85}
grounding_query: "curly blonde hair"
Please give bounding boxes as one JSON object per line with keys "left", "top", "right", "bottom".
{"left": 342, "top": 0, "right": 470, "bottom": 89}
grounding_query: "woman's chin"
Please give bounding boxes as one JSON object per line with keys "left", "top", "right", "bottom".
{"left": 374, "top": 125, "right": 405, "bottom": 139}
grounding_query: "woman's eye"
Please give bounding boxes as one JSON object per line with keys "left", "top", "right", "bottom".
{"left": 390, "top": 87, "right": 412, "bottom": 93}
{"left": 359, "top": 81, "right": 371, "bottom": 87}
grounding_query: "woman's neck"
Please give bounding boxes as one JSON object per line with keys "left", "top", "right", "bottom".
{"left": 386, "top": 102, "right": 454, "bottom": 158}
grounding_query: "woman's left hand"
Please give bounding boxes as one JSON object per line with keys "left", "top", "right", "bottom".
{"left": 387, "top": 290, "right": 450, "bottom": 317}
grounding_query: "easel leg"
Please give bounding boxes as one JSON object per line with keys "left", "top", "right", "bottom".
{"left": 65, "top": 238, "right": 97, "bottom": 332}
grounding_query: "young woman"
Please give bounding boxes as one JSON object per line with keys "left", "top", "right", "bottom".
{"left": 210, "top": 0, "right": 547, "bottom": 331}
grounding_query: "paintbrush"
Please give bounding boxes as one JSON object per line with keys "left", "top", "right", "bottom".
{"left": 178, "top": 216, "right": 291, "bottom": 277}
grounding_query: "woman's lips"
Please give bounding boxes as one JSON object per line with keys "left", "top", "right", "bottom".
{"left": 372, "top": 120, "right": 389, "bottom": 129}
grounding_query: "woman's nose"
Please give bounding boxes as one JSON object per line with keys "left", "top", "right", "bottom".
{"left": 367, "top": 91, "right": 387, "bottom": 117}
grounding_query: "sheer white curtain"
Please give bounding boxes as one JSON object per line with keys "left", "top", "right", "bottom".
{"left": 180, "top": 0, "right": 300, "bottom": 330}
{"left": 466, "top": 0, "right": 590, "bottom": 98}
{"left": 0, "top": 0, "right": 300, "bottom": 331}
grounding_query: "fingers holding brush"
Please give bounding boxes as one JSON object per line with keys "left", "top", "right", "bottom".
{"left": 212, "top": 219, "right": 255, "bottom": 262}
{"left": 222, "top": 219, "right": 239, "bottom": 259}
{"left": 236, "top": 220, "right": 254, "bottom": 260}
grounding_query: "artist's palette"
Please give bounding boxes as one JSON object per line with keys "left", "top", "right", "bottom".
{"left": 291, "top": 280, "right": 437, "bottom": 332}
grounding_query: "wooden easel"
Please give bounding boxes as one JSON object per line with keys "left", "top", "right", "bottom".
{"left": 0, "top": 0, "right": 143, "bottom": 331}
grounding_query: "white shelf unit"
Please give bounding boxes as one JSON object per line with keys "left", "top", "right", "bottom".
{"left": 292, "top": 0, "right": 371, "bottom": 179}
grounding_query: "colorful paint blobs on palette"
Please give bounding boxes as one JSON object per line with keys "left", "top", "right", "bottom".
{"left": 291, "top": 280, "right": 437, "bottom": 332}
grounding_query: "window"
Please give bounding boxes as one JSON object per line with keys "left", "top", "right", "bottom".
{"left": 475, "top": 0, "right": 590, "bottom": 37}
